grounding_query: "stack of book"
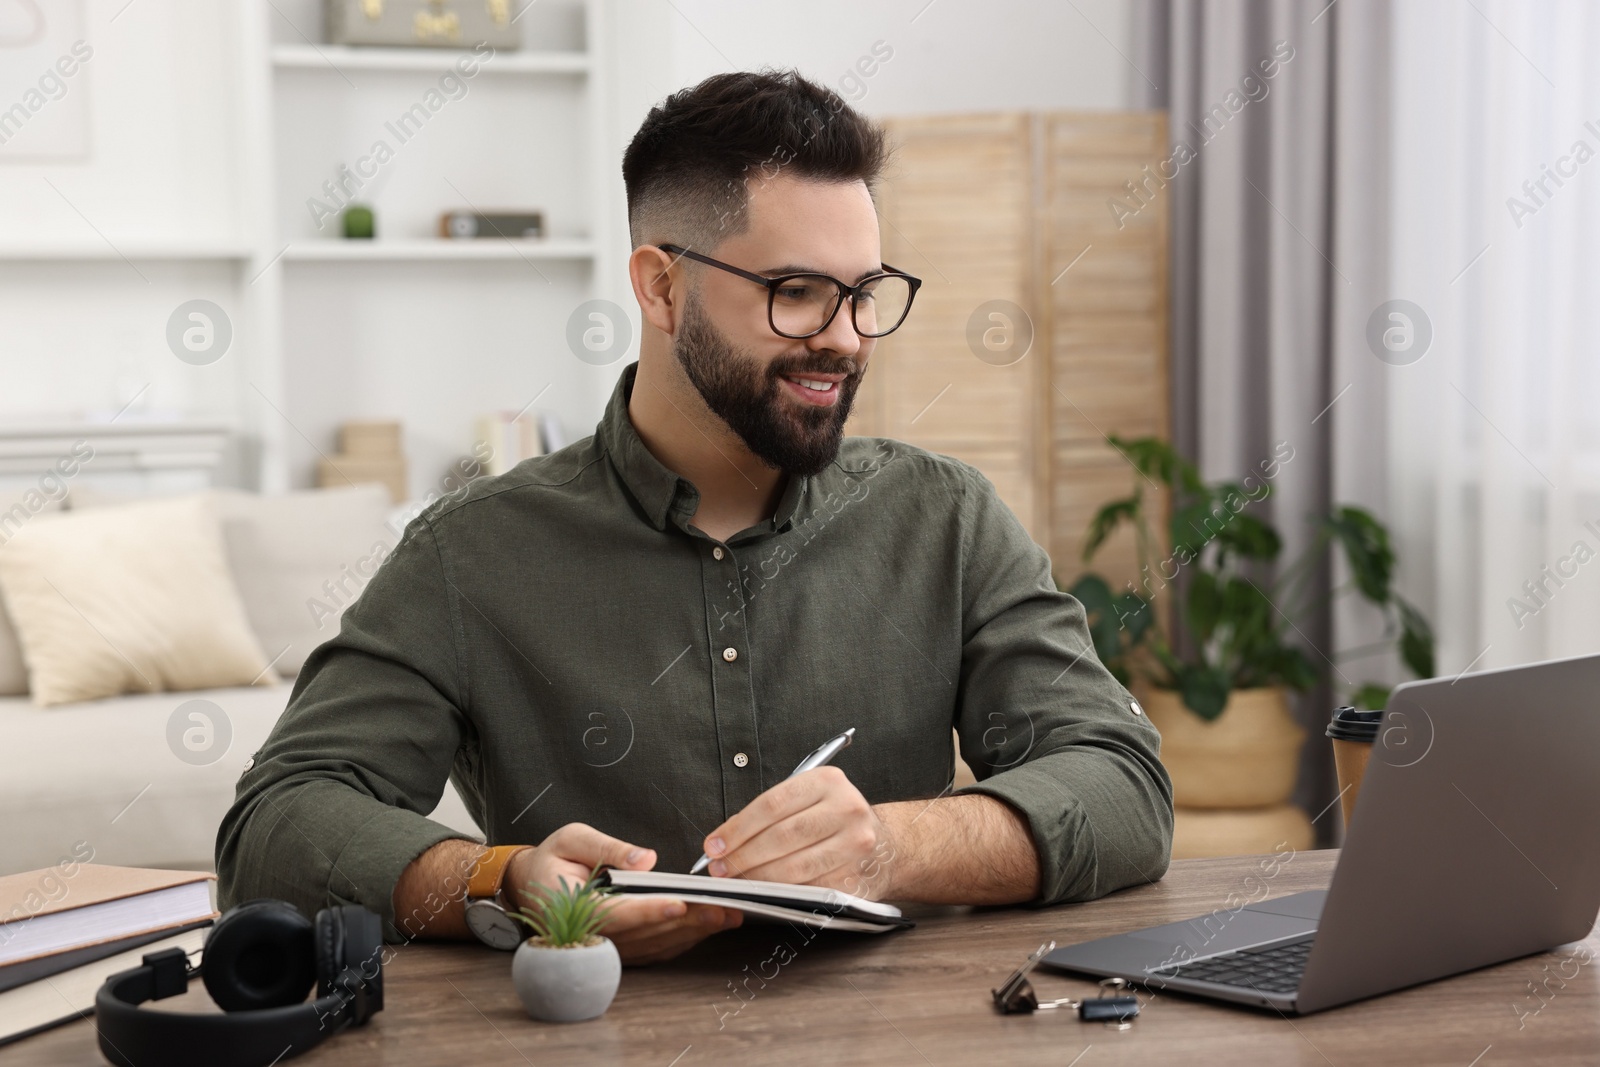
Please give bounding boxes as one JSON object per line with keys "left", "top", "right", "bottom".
{"left": 474, "top": 410, "right": 569, "bottom": 476}
{"left": 0, "top": 865, "right": 218, "bottom": 1047}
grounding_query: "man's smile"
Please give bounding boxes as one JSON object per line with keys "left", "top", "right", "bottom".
{"left": 778, "top": 372, "right": 844, "bottom": 406}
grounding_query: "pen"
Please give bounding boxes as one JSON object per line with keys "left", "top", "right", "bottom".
{"left": 689, "top": 727, "right": 856, "bottom": 875}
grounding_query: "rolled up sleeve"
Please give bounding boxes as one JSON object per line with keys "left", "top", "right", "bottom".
{"left": 949, "top": 465, "right": 1173, "bottom": 905}
{"left": 215, "top": 517, "right": 478, "bottom": 942}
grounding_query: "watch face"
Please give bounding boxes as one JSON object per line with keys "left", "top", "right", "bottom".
{"left": 464, "top": 900, "right": 524, "bottom": 951}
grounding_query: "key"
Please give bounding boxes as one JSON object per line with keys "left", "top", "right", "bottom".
{"left": 991, "top": 945, "right": 1141, "bottom": 1027}
{"left": 1082, "top": 977, "right": 1141, "bottom": 1029}
{"left": 1079, "top": 995, "right": 1141, "bottom": 1022}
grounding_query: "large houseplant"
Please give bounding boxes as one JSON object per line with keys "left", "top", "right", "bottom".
{"left": 1065, "top": 435, "right": 1434, "bottom": 720}
{"left": 1064, "top": 436, "right": 1434, "bottom": 822}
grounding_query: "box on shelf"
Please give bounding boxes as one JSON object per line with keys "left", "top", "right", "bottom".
{"left": 439, "top": 211, "right": 544, "bottom": 240}
{"left": 338, "top": 420, "right": 403, "bottom": 458}
{"left": 326, "top": 0, "right": 522, "bottom": 49}
{"left": 318, "top": 455, "right": 407, "bottom": 504}
{"left": 320, "top": 420, "right": 407, "bottom": 502}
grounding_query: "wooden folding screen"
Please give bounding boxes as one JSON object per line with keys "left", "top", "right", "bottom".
{"left": 846, "top": 111, "right": 1170, "bottom": 594}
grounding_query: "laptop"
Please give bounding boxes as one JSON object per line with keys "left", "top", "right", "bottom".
{"left": 1042, "top": 651, "right": 1600, "bottom": 1014}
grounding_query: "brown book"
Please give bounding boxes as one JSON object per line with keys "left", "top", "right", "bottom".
{"left": 0, "top": 865, "right": 217, "bottom": 971}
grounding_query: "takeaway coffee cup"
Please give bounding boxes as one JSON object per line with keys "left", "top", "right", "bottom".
{"left": 1326, "top": 706, "right": 1384, "bottom": 827}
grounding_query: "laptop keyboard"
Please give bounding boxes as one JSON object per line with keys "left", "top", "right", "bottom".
{"left": 1147, "top": 938, "right": 1313, "bottom": 994}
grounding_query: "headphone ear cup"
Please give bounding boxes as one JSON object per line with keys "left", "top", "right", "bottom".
{"left": 202, "top": 899, "right": 317, "bottom": 1012}
{"left": 314, "top": 905, "right": 384, "bottom": 1023}
{"left": 314, "top": 907, "right": 345, "bottom": 996}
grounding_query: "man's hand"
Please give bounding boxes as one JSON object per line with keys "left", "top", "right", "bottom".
{"left": 700, "top": 767, "right": 895, "bottom": 900}
{"left": 505, "top": 823, "right": 742, "bottom": 965}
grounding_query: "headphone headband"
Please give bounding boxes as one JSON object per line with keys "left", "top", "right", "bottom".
{"left": 94, "top": 903, "right": 383, "bottom": 1067}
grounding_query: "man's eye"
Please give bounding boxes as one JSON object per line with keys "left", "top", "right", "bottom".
{"left": 775, "top": 287, "right": 811, "bottom": 301}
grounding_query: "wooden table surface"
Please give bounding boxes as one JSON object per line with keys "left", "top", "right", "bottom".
{"left": 15, "top": 850, "right": 1598, "bottom": 1066}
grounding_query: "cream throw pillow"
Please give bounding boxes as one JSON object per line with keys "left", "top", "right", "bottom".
{"left": 0, "top": 496, "right": 278, "bottom": 706}
{"left": 0, "top": 487, "right": 67, "bottom": 694}
{"left": 71, "top": 483, "right": 397, "bottom": 677}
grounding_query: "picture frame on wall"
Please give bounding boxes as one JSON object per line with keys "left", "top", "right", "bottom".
{"left": 0, "top": 0, "right": 91, "bottom": 162}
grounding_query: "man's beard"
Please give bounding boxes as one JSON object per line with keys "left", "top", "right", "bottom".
{"left": 672, "top": 290, "right": 861, "bottom": 477}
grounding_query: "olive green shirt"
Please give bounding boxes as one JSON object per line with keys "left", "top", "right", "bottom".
{"left": 216, "top": 362, "right": 1172, "bottom": 941}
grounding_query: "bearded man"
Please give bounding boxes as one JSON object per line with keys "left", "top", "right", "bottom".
{"left": 217, "top": 69, "right": 1173, "bottom": 965}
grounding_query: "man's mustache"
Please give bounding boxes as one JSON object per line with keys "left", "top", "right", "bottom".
{"left": 767, "top": 358, "right": 861, "bottom": 379}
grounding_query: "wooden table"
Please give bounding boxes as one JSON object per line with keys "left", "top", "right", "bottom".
{"left": 16, "top": 851, "right": 1598, "bottom": 1065}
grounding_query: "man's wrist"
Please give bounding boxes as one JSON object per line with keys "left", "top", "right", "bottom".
{"left": 867, "top": 803, "right": 915, "bottom": 900}
{"left": 868, "top": 794, "right": 1043, "bottom": 906}
{"left": 503, "top": 844, "right": 541, "bottom": 912}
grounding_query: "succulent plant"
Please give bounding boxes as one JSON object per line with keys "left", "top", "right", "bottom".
{"left": 509, "top": 865, "right": 617, "bottom": 948}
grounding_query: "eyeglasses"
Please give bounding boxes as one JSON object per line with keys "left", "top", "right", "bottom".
{"left": 657, "top": 243, "right": 922, "bottom": 339}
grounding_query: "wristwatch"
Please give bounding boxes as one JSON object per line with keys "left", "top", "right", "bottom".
{"left": 463, "top": 844, "right": 534, "bottom": 950}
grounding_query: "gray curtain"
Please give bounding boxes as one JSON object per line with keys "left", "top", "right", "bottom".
{"left": 1131, "top": 0, "right": 1394, "bottom": 844}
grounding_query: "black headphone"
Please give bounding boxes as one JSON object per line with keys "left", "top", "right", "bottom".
{"left": 94, "top": 899, "right": 384, "bottom": 1067}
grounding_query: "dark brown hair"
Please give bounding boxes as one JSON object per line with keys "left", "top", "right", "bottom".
{"left": 621, "top": 68, "right": 888, "bottom": 251}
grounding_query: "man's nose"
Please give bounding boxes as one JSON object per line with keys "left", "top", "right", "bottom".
{"left": 806, "top": 296, "right": 863, "bottom": 358}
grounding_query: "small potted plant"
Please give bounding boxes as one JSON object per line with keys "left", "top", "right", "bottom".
{"left": 508, "top": 866, "right": 622, "bottom": 1023}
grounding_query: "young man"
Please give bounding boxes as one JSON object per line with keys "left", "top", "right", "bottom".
{"left": 217, "top": 70, "right": 1172, "bottom": 965}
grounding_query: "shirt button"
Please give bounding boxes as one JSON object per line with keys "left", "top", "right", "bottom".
{"left": 722, "top": 647, "right": 738, "bottom": 662}
{"left": 1130, "top": 700, "right": 1144, "bottom": 717}
{"left": 713, "top": 546, "right": 725, "bottom": 560}
{"left": 733, "top": 752, "right": 749, "bottom": 768}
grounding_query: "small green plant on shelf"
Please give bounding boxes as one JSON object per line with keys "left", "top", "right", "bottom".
{"left": 1063, "top": 435, "right": 1436, "bottom": 721}
{"left": 510, "top": 865, "right": 617, "bottom": 948}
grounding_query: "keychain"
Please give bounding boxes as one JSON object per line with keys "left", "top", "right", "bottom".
{"left": 991, "top": 941, "right": 1141, "bottom": 1028}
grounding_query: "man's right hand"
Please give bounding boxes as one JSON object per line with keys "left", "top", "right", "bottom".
{"left": 504, "top": 823, "right": 742, "bottom": 965}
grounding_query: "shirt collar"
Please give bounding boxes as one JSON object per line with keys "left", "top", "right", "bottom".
{"left": 598, "top": 361, "right": 812, "bottom": 537}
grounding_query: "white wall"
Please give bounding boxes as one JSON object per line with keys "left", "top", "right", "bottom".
{"left": 629, "top": 0, "right": 1135, "bottom": 121}
{"left": 0, "top": 2, "right": 245, "bottom": 245}
{"left": 0, "top": 0, "right": 248, "bottom": 424}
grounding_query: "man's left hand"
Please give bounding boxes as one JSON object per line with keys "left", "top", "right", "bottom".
{"left": 700, "top": 767, "right": 895, "bottom": 900}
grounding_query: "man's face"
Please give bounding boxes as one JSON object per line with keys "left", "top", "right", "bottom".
{"left": 672, "top": 173, "right": 882, "bottom": 477}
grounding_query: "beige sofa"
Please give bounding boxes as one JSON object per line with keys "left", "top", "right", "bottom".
{"left": 0, "top": 683, "right": 479, "bottom": 875}
{"left": 0, "top": 483, "right": 481, "bottom": 877}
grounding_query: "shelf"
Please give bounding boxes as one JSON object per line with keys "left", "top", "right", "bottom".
{"left": 271, "top": 44, "right": 589, "bottom": 74}
{"left": 281, "top": 238, "right": 595, "bottom": 261}
{"left": 0, "top": 244, "right": 252, "bottom": 261}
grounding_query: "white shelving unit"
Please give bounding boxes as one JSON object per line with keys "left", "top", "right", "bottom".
{"left": 240, "top": 0, "right": 620, "bottom": 497}
{"left": 0, "top": 245, "right": 253, "bottom": 261}
{"left": 0, "top": 0, "right": 631, "bottom": 501}
{"left": 280, "top": 237, "right": 596, "bottom": 261}
{"left": 271, "top": 43, "right": 593, "bottom": 74}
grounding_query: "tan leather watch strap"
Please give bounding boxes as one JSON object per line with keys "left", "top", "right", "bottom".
{"left": 467, "top": 844, "right": 534, "bottom": 900}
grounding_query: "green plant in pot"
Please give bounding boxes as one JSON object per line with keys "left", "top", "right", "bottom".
{"left": 1064, "top": 435, "right": 1435, "bottom": 818}
{"left": 509, "top": 865, "right": 622, "bottom": 1022}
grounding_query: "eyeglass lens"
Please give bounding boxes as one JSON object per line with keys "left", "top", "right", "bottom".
{"left": 771, "top": 274, "right": 914, "bottom": 338}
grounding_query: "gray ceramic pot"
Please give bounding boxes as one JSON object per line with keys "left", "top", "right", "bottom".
{"left": 511, "top": 937, "right": 621, "bottom": 1022}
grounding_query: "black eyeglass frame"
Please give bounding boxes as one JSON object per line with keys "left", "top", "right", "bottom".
{"left": 656, "top": 243, "right": 923, "bottom": 339}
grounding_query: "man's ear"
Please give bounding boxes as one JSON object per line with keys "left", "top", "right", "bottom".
{"left": 628, "top": 245, "right": 682, "bottom": 337}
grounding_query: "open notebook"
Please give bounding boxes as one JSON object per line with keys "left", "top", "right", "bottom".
{"left": 600, "top": 870, "right": 913, "bottom": 933}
